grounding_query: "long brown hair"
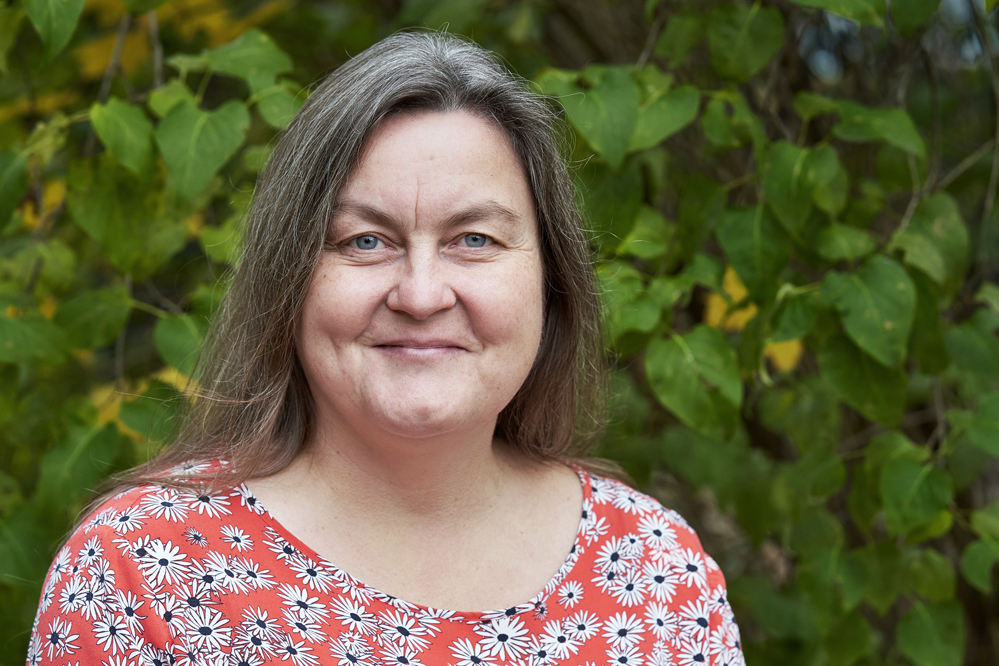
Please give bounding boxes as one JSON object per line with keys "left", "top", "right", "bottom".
{"left": 112, "top": 31, "right": 608, "bottom": 493}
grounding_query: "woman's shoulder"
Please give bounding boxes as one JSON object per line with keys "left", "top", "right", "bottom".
{"left": 581, "top": 470, "right": 719, "bottom": 567}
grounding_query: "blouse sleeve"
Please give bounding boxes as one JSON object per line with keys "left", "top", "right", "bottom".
{"left": 26, "top": 503, "right": 173, "bottom": 666}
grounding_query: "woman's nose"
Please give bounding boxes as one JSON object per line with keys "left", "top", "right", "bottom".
{"left": 385, "top": 249, "right": 457, "bottom": 320}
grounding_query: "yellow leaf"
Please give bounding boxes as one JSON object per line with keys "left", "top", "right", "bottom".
{"left": 73, "top": 29, "right": 150, "bottom": 81}
{"left": 186, "top": 213, "right": 204, "bottom": 238}
{"left": 85, "top": 0, "right": 126, "bottom": 28}
{"left": 42, "top": 179, "right": 65, "bottom": 213}
{"left": 21, "top": 200, "right": 39, "bottom": 230}
{"left": 764, "top": 339, "right": 803, "bottom": 373}
{"left": 155, "top": 0, "right": 295, "bottom": 46}
{"left": 0, "top": 91, "right": 80, "bottom": 124}
{"left": 38, "top": 296, "right": 58, "bottom": 320}
{"left": 71, "top": 349, "right": 95, "bottom": 366}
{"left": 153, "top": 366, "right": 192, "bottom": 392}
{"left": 4, "top": 305, "right": 21, "bottom": 317}
{"left": 704, "top": 266, "right": 758, "bottom": 331}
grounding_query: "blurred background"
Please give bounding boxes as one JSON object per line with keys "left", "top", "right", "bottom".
{"left": 1, "top": 0, "right": 999, "bottom": 664}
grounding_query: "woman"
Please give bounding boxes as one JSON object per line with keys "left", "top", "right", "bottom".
{"left": 28, "top": 32, "right": 743, "bottom": 666}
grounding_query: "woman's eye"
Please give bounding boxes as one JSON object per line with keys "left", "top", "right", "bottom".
{"left": 348, "top": 235, "right": 384, "bottom": 251}
{"left": 460, "top": 233, "right": 492, "bottom": 248}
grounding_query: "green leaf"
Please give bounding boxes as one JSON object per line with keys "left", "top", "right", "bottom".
{"left": 892, "top": 0, "right": 940, "bottom": 35}
{"left": 818, "top": 334, "right": 906, "bottom": 426}
{"left": 971, "top": 501, "right": 999, "bottom": 539}
{"left": 840, "top": 540, "right": 905, "bottom": 614}
{"left": 968, "top": 392, "right": 999, "bottom": 456}
{"left": 896, "top": 601, "right": 966, "bottom": 666}
{"left": 34, "top": 423, "right": 124, "bottom": 514}
{"left": 52, "top": 287, "right": 131, "bottom": 350}
{"left": 960, "top": 540, "right": 999, "bottom": 593}
{"left": 154, "top": 314, "right": 208, "bottom": 376}
{"left": 644, "top": 325, "right": 741, "bottom": 434}
{"left": 24, "top": 0, "right": 85, "bottom": 60}
{"left": 793, "top": 91, "right": 839, "bottom": 122}
{"left": 822, "top": 256, "right": 915, "bottom": 368}
{"left": 892, "top": 193, "right": 969, "bottom": 290}
{"left": 907, "top": 548, "right": 956, "bottom": 601}
{"left": 833, "top": 100, "right": 926, "bottom": 157}
{"left": 880, "top": 457, "right": 953, "bottom": 535}
{"left": 763, "top": 141, "right": 813, "bottom": 238}
{"left": 616, "top": 206, "right": 673, "bottom": 260}
{"left": 0, "top": 312, "right": 68, "bottom": 364}
{"left": 975, "top": 282, "right": 999, "bottom": 314}
{"left": 683, "top": 325, "right": 743, "bottom": 409}
{"left": 808, "top": 145, "right": 849, "bottom": 216}
{"left": 682, "top": 252, "right": 725, "bottom": 292}
{"left": 119, "top": 379, "right": 182, "bottom": 443}
{"left": 148, "top": 79, "right": 196, "bottom": 119}
{"left": 909, "top": 268, "right": 949, "bottom": 375}
{"left": 90, "top": 98, "right": 155, "bottom": 177}
{"left": 706, "top": 3, "right": 785, "bottom": 82}
{"left": 816, "top": 223, "right": 876, "bottom": 262}
{"left": 790, "top": 0, "right": 886, "bottom": 25}
{"left": 201, "top": 29, "right": 293, "bottom": 89}
{"left": 200, "top": 214, "right": 244, "bottom": 265}
{"left": 579, "top": 159, "right": 643, "bottom": 245}
{"left": 715, "top": 205, "right": 791, "bottom": 305}
{"left": 824, "top": 610, "right": 874, "bottom": 666}
{"left": 155, "top": 100, "right": 251, "bottom": 201}
{"left": 769, "top": 293, "right": 818, "bottom": 344}
{"left": 201, "top": 28, "right": 294, "bottom": 89}
{"left": 67, "top": 157, "right": 186, "bottom": 281}
{"left": 629, "top": 84, "right": 699, "bottom": 152}
{"left": 599, "top": 261, "right": 658, "bottom": 344}
{"left": 0, "top": 150, "right": 28, "bottom": 228}
{"left": 701, "top": 96, "right": 739, "bottom": 148}
{"left": 944, "top": 310, "right": 999, "bottom": 396}
{"left": 0, "top": 7, "right": 25, "bottom": 76}
{"left": 654, "top": 12, "right": 705, "bottom": 65}
{"left": 536, "top": 66, "right": 639, "bottom": 170}
{"left": 253, "top": 80, "right": 304, "bottom": 130}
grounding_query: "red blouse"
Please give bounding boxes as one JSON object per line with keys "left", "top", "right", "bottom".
{"left": 27, "top": 462, "right": 744, "bottom": 666}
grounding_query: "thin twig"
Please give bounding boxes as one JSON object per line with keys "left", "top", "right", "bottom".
{"left": 635, "top": 9, "right": 666, "bottom": 70}
{"left": 972, "top": 4, "right": 999, "bottom": 272}
{"left": 98, "top": 15, "right": 131, "bottom": 104}
{"left": 893, "top": 152, "right": 923, "bottom": 237}
{"left": 85, "top": 15, "right": 132, "bottom": 157}
{"left": 921, "top": 45, "right": 942, "bottom": 194}
{"left": 148, "top": 11, "right": 163, "bottom": 89}
{"left": 936, "top": 139, "right": 995, "bottom": 190}
{"left": 144, "top": 280, "right": 186, "bottom": 316}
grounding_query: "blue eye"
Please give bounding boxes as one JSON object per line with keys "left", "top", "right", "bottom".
{"left": 462, "top": 234, "right": 491, "bottom": 248}
{"left": 348, "top": 235, "right": 383, "bottom": 250}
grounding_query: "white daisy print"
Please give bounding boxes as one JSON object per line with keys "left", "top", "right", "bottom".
{"left": 644, "top": 602, "right": 676, "bottom": 641}
{"left": 558, "top": 580, "right": 584, "bottom": 608}
{"left": 678, "top": 598, "right": 712, "bottom": 643}
{"left": 563, "top": 610, "right": 601, "bottom": 641}
{"left": 42, "top": 617, "right": 80, "bottom": 661}
{"left": 110, "top": 508, "right": 146, "bottom": 534}
{"left": 602, "top": 612, "right": 644, "bottom": 646}
{"left": 221, "top": 524, "right": 254, "bottom": 552}
{"left": 330, "top": 634, "right": 373, "bottom": 666}
{"left": 92, "top": 616, "right": 130, "bottom": 655}
{"left": 673, "top": 547, "right": 708, "bottom": 590}
{"left": 450, "top": 637, "right": 493, "bottom": 666}
{"left": 137, "top": 539, "right": 189, "bottom": 586}
{"left": 275, "top": 636, "right": 320, "bottom": 666}
{"left": 476, "top": 615, "right": 530, "bottom": 660}
{"left": 607, "top": 641, "right": 645, "bottom": 665}
{"left": 190, "top": 492, "right": 233, "bottom": 518}
{"left": 278, "top": 584, "right": 329, "bottom": 622}
{"left": 282, "top": 607, "right": 328, "bottom": 643}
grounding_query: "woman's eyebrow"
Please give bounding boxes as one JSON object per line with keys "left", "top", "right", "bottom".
{"left": 334, "top": 199, "right": 524, "bottom": 228}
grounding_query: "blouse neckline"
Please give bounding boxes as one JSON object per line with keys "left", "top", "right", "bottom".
{"left": 245, "top": 465, "right": 594, "bottom": 624}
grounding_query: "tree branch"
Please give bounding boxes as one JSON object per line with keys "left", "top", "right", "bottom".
{"left": 148, "top": 11, "right": 163, "bottom": 89}
{"left": 972, "top": 4, "right": 999, "bottom": 273}
{"left": 936, "top": 139, "right": 994, "bottom": 191}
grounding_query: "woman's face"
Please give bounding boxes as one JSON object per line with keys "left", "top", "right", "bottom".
{"left": 296, "top": 110, "right": 544, "bottom": 444}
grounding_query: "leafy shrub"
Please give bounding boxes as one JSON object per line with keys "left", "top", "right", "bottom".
{"left": 1, "top": 0, "right": 998, "bottom": 664}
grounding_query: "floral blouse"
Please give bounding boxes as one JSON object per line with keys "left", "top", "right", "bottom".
{"left": 27, "top": 463, "right": 744, "bottom": 666}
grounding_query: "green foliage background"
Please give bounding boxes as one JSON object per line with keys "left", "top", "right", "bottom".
{"left": 1, "top": 0, "right": 999, "bottom": 663}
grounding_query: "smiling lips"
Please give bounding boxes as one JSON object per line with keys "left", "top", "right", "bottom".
{"left": 374, "top": 340, "right": 467, "bottom": 357}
